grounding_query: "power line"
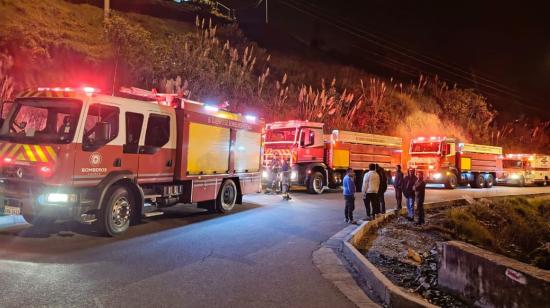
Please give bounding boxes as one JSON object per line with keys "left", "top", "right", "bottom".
{"left": 286, "top": 0, "right": 528, "bottom": 100}
{"left": 301, "top": 0, "right": 528, "bottom": 99}
{"left": 278, "top": 0, "right": 545, "bottom": 112}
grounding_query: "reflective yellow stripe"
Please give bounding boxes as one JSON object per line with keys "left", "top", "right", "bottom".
{"left": 7, "top": 144, "right": 21, "bottom": 158}
{"left": 16, "top": 153, "right": 25, "bottom": 161}
{"left": 34, "top": 145, "right": 48, "bottom": 162}
{"left": 45, "top": 146, "right": 57, "bottom": 161}
{"left": 0, "top": 143, "right": 11, "bottom": 156}
{"left": 23, "top": 145, "right": 37, "bottom": 162}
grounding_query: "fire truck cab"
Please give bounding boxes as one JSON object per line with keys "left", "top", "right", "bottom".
{"left": 0, "top": 87, "right": 262, "bottom": 236}
{"left": 496, "top": 154, "right": 550, "bottom": 186}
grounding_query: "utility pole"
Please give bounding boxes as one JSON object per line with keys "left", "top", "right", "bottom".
{"left": 104, "top": 0, "right": 110, "bottom": 20}
{"left": 258, "top": 0, "right": 268, "bottom": 24}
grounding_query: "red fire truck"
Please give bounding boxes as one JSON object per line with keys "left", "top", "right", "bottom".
{"left": 0, "top": 87, "right": 263, "bottom": 236}
{"left": 496, "top": 154, "right": 550, "bottom": 186}
{"left": 407, "top": 136, "right": 503, "bottom": 189}
{"left": 262, "top": 121, "right": 402, "bottom": 194}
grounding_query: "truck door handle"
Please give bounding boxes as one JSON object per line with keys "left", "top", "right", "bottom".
{"left": 114, "top": 158, "right": 122, "bottom": 167}
{"left": 166, "top": 160, "right": 173, "bottom": 167}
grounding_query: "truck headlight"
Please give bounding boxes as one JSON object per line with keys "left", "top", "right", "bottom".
{"left": 291, "top": 171, "right": 297, "bottom": 180}
{"left": 39, "top": 193, "right": 78, "bottom": 205}
{"left": 433, "top": 173, "right": 442, "bottom": 180}
{"left": 262, "top": 171, "right": 269, "bottom": 179}
{"left": 510, "top": 173, "right": 520, "bottom": 180}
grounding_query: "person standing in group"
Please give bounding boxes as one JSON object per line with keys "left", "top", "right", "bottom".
{"left": 343, "top": 168, "right": 356, "bottom": 224}
{"left": 362, "top": 163, "right": 380, "bottom": 220}
{"left": 402, "top": 168, "right": 417, "bottom": 221}
{"left": 281, "top": 157, "right": 292, "bottom": 200}
{"left": 414, "top": 171, "right": 426, "bottom": 225}
{"left": 393, "top": 165, "right": 404, "bottom": 212}
{"left": 269, "top": 153, "right": 282, "bottom": 194}
{"left": 376, "top": 165, "right": 388, "bottom": 214}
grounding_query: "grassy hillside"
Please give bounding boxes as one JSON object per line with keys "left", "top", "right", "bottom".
{"left": 0, "top": 0, "right": 548, "bottom": 152}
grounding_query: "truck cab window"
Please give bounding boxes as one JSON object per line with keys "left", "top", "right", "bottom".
{"left": 83, "top": 104, "right": 119, "bottom": 151}
{"left": 124, "top": 112, "right": 144, "bottom": 154}
{"left": 144, "top": 114, "right": 170, "bottom": 148}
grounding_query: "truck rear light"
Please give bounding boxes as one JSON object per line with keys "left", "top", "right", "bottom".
{"left": 3, "top": 157, "right": 12, "bottom": 163}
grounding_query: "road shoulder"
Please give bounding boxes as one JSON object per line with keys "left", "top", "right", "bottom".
{"left": 313, "top": 224, "right": 381, "bottom": 308}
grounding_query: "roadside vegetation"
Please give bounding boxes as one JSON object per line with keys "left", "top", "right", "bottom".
{"left": 0, "top": 0, "right": 548, "bottom": 152}
{"left": 441, "top": 195, "right": 550, "bottom": 269}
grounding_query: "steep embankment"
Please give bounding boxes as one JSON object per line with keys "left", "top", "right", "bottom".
{"left": 1, "top": 0, "right": 548, "bottom": 152}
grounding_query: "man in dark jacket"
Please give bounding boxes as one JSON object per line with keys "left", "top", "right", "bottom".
{"left": 376, "top": 165, "right": 388, "bottom": 214}
{"left": 393, "top": 165, "right": 404, "bottom": 212}
{"left": 281, "top": 158, "right": 292, "bottom": 200}
{"left": 414, "top": 171, "right": 426, "bottom": 225}
{"left": 402, "top": 168, "right": 417, "bottom": 221}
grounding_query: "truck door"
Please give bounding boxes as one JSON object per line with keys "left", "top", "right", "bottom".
{"left": 136, "top": 112, "right": 175, "bottom": 184}
{"left": 298, "top": 127, "right": 324, "bottom": 163}
{"left": 74, "top": 103, "right": 122, "bottom": 186}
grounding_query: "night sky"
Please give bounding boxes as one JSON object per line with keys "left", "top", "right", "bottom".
{"left": 226, "top": 0, "right": 550, "bottom": 119}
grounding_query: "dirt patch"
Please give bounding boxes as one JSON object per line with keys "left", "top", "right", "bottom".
{"left": 363, "top": 213, "right": 468, "bottom": 307}
{"left": 357, "top": 194, "right": 550, "bottom": 306}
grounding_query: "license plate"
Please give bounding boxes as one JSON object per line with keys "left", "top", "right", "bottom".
{"left": 2, "top": 205, "right": 21, "bottom": 216}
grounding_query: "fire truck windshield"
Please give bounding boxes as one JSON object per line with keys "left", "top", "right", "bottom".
{"left": 503, "top": 160, "right": 523, "bottom": 169}
{"left": 0, "top": 98, "right": 82, "bottom": 144}
{"left": 266, "top": 128, "right": 297, "bottom": 142}
{"left": 410, "top": 142, "right": 440, "bottom": 153}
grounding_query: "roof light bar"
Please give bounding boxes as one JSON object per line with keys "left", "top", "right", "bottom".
{"left": 204, "top": 105, "right": 219, "bottom": 112}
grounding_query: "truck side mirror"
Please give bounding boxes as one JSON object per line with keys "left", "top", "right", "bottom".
{"left": 96, "top": 121, "right": 111, "bottom": 144}
{"left": 300, "top": 129, "right": 309, "bottom": 147}
{"left": 306, "top": 131, "right": 315, "bottom": 146}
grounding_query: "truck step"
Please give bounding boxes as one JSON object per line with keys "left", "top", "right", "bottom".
{"left": 144, "top": 194, "right": 162, "bottom": 202}
{"left": 143, "top": 211, "right": 164, "bottom": 218}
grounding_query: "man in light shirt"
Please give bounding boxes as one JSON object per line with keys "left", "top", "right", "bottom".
{"left": 362, "top": 163, "right": 380, "bottom": 220}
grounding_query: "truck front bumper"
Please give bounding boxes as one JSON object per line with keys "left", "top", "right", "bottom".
{"left": 0, "top": 180, "right": 93, "bottom": 222}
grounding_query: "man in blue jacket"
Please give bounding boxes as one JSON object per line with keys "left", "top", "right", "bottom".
{"left": 343, "top": 168, "right": 357, "bottom": 224}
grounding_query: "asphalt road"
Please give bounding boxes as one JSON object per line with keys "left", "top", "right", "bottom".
{"left": 1, "top": 185, "right": 549, "bottom": 307}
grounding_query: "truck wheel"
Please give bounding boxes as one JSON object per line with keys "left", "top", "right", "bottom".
{"left": 471, "top": 174, "right": 484, "bottom": 188}
{"left": 445, "top": 174, "right": 458, "bottom": 189}
{"left": 307, "top": 172, "right": 324, "bottom": 194}
{"left": 217, "top": 179, "right": 237, "bottom": 213}
{"left": 484, "top": 174, "right": 494, "bottom": 188}
{"left": 22, "top": 214, "right": 55, "bottom": 227}
{"left": 98, "top": 185, "right": 133, "bottom": 236}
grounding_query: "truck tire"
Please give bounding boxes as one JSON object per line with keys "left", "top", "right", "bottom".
{"left": 98, "top": 185, "right": 133, "bottom": 236}
{"left": 445, "top": 174, "right": 458, "bottom": 189}
{"left": 22, "top": 214, "right": 55, "bottom": 228}
{"left": 307, "top": 171, "right": 324, "bottom": 194}
{"left": 217, "top": 179, "right": 237, "bottom": 213}
{"left": 471, "top": 173, "right": 484, "bottom": 188}
{"left": 484, "top": 174, "right": 494, "bottom": 188}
